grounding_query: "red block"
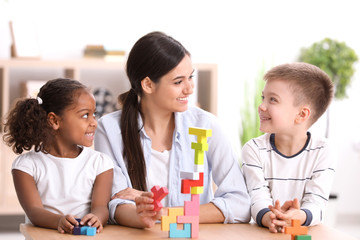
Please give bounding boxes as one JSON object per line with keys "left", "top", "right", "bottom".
{"left": 151, "top": 185, "right": 169, "bottom": 211}
{"left": 181, "top": 172, "right": 204, "bottom": 194}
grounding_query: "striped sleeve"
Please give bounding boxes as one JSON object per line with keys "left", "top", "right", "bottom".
{"left": 241, "top": 139, "right": 273, "bottom": 225}
{"left": 301, "top": 140, "right": 336, "bottom": 226}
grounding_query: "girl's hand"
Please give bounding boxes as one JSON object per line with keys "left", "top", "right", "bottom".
{"left": 135, "top": 192, "right": 162, "bottom": 228}
{"left": 81, "top": 213, "right": 104, "bottom": 233}
{"left": 57, "top": 214, "right": 78, "bottom": 234}
{"left": 111, "top": 187, "right": 144, "bottom": 201}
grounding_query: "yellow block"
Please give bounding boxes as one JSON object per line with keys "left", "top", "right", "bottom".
{"left": 161, "top": 207, "right": 184, "bottom": 231}
{"left": 189, "top": 127, "right": 212, "bottom": 138}
{"left": 194, "top": 150, "right": 204, "bottom": 165}
{"left": 191, "top": 186, "right": 204, "bottom": 194}
{"left": 191, "top": 142, "right": 208, "bottom": 151}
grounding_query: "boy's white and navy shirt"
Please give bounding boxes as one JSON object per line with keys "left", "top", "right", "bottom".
{"left": 241, "top": 132, "right": 336, "bottom": 227}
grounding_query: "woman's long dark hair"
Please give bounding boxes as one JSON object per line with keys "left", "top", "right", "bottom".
{"left": 119, "top": 31, "right": 190, "bottom": 191}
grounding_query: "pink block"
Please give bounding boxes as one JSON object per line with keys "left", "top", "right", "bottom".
{"left": 151, "top": 185, "right": 169, "bottom": 211}
{"left": 184, "top": 194, "right": 200, "bottom": 216}
{"left": 177, "top": 215, "right": 199, "bottom": 238}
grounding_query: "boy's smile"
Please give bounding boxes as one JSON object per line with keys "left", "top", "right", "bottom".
{"left": 258, "top": 79, "right": 300, "bottom": 134}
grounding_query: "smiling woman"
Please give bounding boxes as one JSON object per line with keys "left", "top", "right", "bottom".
{"left": 94, "top": 31, "right": 251, "bottom": 229}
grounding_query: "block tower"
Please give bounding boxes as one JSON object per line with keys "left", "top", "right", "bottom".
{"left": 161, "top": 127, "right": 212, "bottom": 238}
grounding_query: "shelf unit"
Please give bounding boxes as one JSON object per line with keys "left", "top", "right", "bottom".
{"left": 0, "top": 58, "right": 217, "bottom": 214}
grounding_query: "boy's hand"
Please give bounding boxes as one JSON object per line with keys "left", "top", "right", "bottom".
{"left": 81, "top": 213, "right": 103, "bottom": 233}
{"left": 270, "top": 198, "right": 304, "bottom": 228}
{"left": 57, "top": 214, "right": 78, "bottom": 234}
{"left": 262, "top": 211, "right": 279, "bottom": 233}
{"left": 135, "top": 192, "right": 162, "bottom": 228}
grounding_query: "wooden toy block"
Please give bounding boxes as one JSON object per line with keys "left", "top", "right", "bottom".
{"left": 295, "top": 235, "right": 311, "bottom": 240}
{"left": 285, "top": 219, "right": 308, "bottom": 240}
{"left": 191, "top": 142, "right": 208, "bottom": 151}
{"left": 80, "top": 226, "right": 88, "bottom": 235}
{"left": 189, "top": 127, "right": 212, "bottom": 138}
{"left": 73, "top": 226, "right": 81, "bottom": 235}
{"left": 184, "top": 194, "right": 200, "bottom": 216}
{"left": 181, "top": 172, "right": 204, "bottom": 194}
{"left": 161, "top": 207, "right": 184, "bottom": 231}
{"left": 169, "top": 223, "right": 191, "bottom": 238}
{"left": 151, "top": 185, "right": 169, "bottom": 211}
{"left": 194, "top": 164, "right": 204, "bottom": 173}
{"left": 194, "top": 150, "right": 204, "bottom": 165}
{"left": 197, "top": 135, "right": 208, "bottom": 144}
{"left": 191, "top": 186, "right": 204, "bottom": 194}
{"left": 86, "top": 227, "right": 97, "bottom": 236}
{"left": 177, "top": 215, "right": 199, "bottom": 238}
{"left": 180, "top": 171, "right": 200, "bottom": 180}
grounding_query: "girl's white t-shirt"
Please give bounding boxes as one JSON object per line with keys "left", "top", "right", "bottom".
{"left": 11, "top": 147, "right": 113, "bottom": 223}
{"left": 147, "top": 148, "right": 170, "bottom": 206}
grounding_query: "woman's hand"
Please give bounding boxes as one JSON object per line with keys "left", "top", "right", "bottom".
{"left": 111, "top": 187, "right": 144, "bottom": 201}
{"left": 135, "top": 192, "right": 162, "bottom": 228}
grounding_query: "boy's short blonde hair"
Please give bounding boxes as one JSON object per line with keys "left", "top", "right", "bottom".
{"left": 264, "top": 62, "right": 334, "bottom": 126}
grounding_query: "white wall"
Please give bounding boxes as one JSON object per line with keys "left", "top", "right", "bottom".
{"left": 1, "top": 0, "right": 360, "bottom": 215}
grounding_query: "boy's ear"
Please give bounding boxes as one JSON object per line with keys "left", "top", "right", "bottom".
{"left": 295, "top": 106, "right": 311, "bottom": 124}
{"left": 141, "top": 77, "right": 155, "bottom": 94}
{"left": 47, "top": 112, "right": 60, "bottom": 130}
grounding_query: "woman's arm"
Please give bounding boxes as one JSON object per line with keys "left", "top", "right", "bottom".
{"left": 12, "top": 170, "right": 78, "bottom": 233}
{"left": 206, "top": 119, "right": 251, "bottom": 223}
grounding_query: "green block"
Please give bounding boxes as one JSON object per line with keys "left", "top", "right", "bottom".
{"left": 295, "top": 235, "right": 311, "bottom": 240}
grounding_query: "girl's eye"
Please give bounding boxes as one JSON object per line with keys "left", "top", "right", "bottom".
{"left": 270, "top": 97, "right": 277, "bottom": 102}
{"left": 261, "top": 95, "right": 265, "bottom": 101}
{"left": 175, "top": 80, "right": 182, "bottom": 85}
{"left": 82, "top": 113, "right": 89, "bottom": 119}
{"left": 93, "top": 112, "right": 97, "bottom": 117}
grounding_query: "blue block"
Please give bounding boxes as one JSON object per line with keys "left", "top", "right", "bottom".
{"left": 86, "top": 227, "right": 96, "bottom": 236}
{"left": 73, "top": 226, "right": 81, "bottom": 235}
{"left": 80, "top": 226, "right": 88, "bottom": 235}
{"left": 169, "top": 223, "right": 191, "bottom": 238}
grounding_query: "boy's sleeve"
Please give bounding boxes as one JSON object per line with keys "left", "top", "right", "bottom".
{"left": 241, "top": 140, "right": 273, "bottom": 226}
{"left": 301, "top": 140, "right": 337, "bottom": 226}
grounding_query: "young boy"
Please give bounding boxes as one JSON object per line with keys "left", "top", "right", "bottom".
{"left": 241, "top": 62, "right": 336, "bottom": 233}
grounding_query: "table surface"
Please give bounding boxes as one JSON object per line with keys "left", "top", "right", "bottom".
{"left": 20, "top": 223, "right": 358, "bottom": 240}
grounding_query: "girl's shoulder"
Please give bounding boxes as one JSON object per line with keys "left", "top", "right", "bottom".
{"left": 81, "top": 147, "right": 114, "bottom": 166}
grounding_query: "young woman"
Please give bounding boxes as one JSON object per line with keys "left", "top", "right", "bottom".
{"left": 95, "top": 31, "right": 251, "bottom": 228}
{"left": 3, "top": 78, "right": 113, "bottom": 234}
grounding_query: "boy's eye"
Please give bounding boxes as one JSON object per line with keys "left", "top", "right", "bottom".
{"left": 270, "top": 97, "right": 277, "bottom": 102}
{"left": 261, "top": 95, "right": 265, "bottom": 101}
{"left": 82, "top": 113, "right": 89, "bottom": 119}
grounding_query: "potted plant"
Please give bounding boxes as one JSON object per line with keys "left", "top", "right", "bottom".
{"left": 299, "top": 38, "right": 358, "bottom": 137}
